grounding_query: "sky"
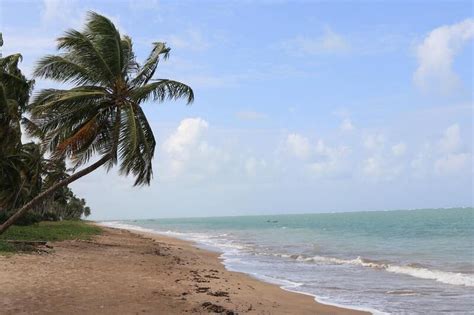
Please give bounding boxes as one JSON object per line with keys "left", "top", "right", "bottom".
{"left": 0, "top": 0, "right": 472, "bottom": 220}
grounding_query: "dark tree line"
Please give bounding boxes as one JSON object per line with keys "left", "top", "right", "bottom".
{"left": 0, "top": 33, "right": 91, "bottom": 225}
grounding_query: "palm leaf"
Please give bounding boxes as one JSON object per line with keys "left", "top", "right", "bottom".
{"left": 131, "top": 42, "right": 170, "bottom": 86}
{"left": 28, "top": 11, "right": 194, "bottom": 189}
{"left": 131, "top": 79, "right": 194, "bottom": 104}
{"left": 57, "top": 29, "right": 115, "bottom": 83}
{"left": 33, "top": 55, "right": 98, "bottom": 85}
{"left": 84, "top": 11, "right": 123, "bottom": 76}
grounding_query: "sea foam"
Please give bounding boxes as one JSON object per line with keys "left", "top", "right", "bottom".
{"left": 102, "top": 221, "right": 474, "bottom": 287}
{"left": 280, "top": 254, "right": 474, "bottom": 287}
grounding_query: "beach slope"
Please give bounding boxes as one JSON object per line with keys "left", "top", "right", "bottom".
{"left": 0, "top": 226, "right": 368, "bottom": 314}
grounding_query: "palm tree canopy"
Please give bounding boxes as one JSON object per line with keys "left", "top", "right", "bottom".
{"left": 31, "top": 11, "right": 194, "bottom": 186}
{"left": 0, "top": 45, "right": 37, "bottom": 211}
{"left": 0, "top": 52, "right": 34, "bottom": 151}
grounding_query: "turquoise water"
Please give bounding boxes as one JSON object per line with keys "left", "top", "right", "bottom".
{"left": 104, "top": 208, "right": 474, "bottom": 314}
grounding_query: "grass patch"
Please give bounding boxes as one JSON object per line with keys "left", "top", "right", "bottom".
{"left": 0, "top": 220, "right": 102, "bottom": 254}
{"left": 0, "top": 241, "right": 16, "bottom": 253}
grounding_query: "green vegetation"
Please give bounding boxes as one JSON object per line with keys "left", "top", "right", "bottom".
{"left": 0, "top": 11, "right": 193, "bottom": 234}
{"left": 0, "top": 33, "right": 91, "bottom": 227}
{"left": 0, "top": 220, "right": 102, "bottom": 253}
{"left": 0, "top": 240, "right": 15, "bottom": 252}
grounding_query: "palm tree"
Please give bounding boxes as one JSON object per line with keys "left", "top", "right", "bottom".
{"left": 0, "top": 52, "right": 34, "bottom": 151}
{"left": 0, "top": 142, "right": 45, "bottom": 218}
{"left": 0, "top": 12, "right": 193, "bottom": 234}
{"left": 0, "top": 47, "right": 34, "bottom": 216}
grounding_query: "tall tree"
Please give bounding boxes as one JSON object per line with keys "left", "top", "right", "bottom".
{"left": 0, "top": 41, "right": 35, "bottom": 214}
{"left": 0, "top": 12, "right": 193, "bottom": 234}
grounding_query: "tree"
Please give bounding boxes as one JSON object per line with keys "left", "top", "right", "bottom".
{"left": 0, "top": 42, "right": 35, "bottom": 215}
{"left": 0, "top": 11, "right": 193, "bottom": 234}
{"left": 0, "top": 37, "right": 89, "bottom": 225}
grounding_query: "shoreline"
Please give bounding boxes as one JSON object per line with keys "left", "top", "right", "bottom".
{"left": 112, "top": 222, "right": 374, "bottom": 315}
{"left": 107, "top": 224, "right": 371, "bottom": 314}
{"left": 102, "top": 221, "right": 379, "bottom": 314}
{"left": 1, "top": 224, "right": 369, "bottom": 314}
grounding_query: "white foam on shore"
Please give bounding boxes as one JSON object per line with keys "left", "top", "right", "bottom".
{"left": 99, "top": 221, "right": 248, "bottom": 257}
{"left": 281, "top": 287, "right": 389, "bottom": 315}
{"left": 277, "top": 254, "right": 474, "bottom": 287}
{"left": 100, "top": 220, "right": 474, "bottom": 302}
{"left": 385, "top": 265, "right": 474, "bottom": 287}
{"left": 99, "top": 221, "right": 161, "bottom": 234}
{"left": 227, "top": 270, "right": 386, "bottom": 315}
{"left": 98, "top": 220, "right": 382, "bottom": 315}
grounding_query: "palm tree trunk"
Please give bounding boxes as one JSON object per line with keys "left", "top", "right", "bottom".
{"left": 0, "top": 154, "right": 109, "bottom": 235}
{"left": 0, "top": 107, "right": 122, "bottom": 235}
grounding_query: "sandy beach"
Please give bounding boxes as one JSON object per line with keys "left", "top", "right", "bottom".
{"left": 0, "top": 225, "right": 368, "bottom": 314}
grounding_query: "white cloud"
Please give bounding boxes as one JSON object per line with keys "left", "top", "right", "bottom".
{"left": 408, "top": 124, "right": 470, "bottom": 177}
{"left": 162, "top": 118, "right": 208, "bottom": 156}
{"left": 340, "top": 118, "right": 354, "bottom": 132}
{"left": 362, "top": 157, "right": 384, "bottom": 178}
{"left": 314, "top": 140, "right": 327, "bottom": 155}
{"left": 159, "top": 118, "right": 235, "bottom": 182}
{"left": 432, "top": 124, "right": 470, "bottom": 175}
{"left": 434, "top": 153, "right": 469, "bottom": 175}
{"left": 362, "top": 156, "right": 402, "bottom": 180}
{"left": 283, "top": 27, "right": 349, "bottom": 55}
{"left": 438, "top": 124, "right": 461, "bottom": 153}
{"left": 282, "top": 134, "right": 351, "bottom": 178}
{"left": 413, "top": 18, "right": 474, "bottom": 93}
{"left": 245, "top": 157, "right": 266, "bottom": 177}
{"left": 285, "top": 133, "right": 311, "bottom": 159}
{"left": 308, "top": 140, "right": 350, "bottom": 177}
{"left": 161, "top": 118, "right": 209, "bottom": 176}
{"left": 410, "top": 152, "right": 428, "bottom": 175}
{"left": 391, "top": 142, "right": 407, "bottom": 157}
{"left": 363, "top": 133, "right": 385, "bottom": 150}
{"left": 236, "top": 111, "right": 267, "bottom": 121}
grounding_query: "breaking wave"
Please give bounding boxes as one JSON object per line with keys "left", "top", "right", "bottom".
{"left": 277, "top": 254, "right": 474, "bottom": 287}
{"left": 100, "top": 221, "right": 474, "bottom": 287}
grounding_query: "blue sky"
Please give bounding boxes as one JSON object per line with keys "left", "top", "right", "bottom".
{"left": 1, "top": 0, "right": 472, "bottom": 219}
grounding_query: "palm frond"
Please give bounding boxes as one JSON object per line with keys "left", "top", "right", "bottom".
{"left": 57, "top": 29, "right": 115, "bottom": 83}
{"left": 0, "top": 71, "right": 32, "bottom": 107}
{"left": 121, "top": 35, "right": 138, "bottom": 76}
{"left": 33, "top": 55, "right": 99, "bottom": 85}
{"left": 0, "top": 53, "right": 22, "bottom": 68}
{"left": 30, "top": 87, "right": 107, "bottom": 118}
{"left": 21, "top": 117, "right": 45, "bottom": 140}
{"left": 84, "top": 11, "right": 123, "bottom": 77}
{"left": 118, "top": 103, "right": 155, "bottom": 186}
{"left": 54, "top": 114, "right": 99, "bottom": 159}
{"left": 25, "top": 11, "right": 194, "bottom": 188}
{"left": 131, "top": 79, "right": 194, "bottom": 104}
{"left": 131, "top": 42, "right": 170, "bottom": 86}
{"left": 0, "top": 84, "right": 8, "bottom": 113}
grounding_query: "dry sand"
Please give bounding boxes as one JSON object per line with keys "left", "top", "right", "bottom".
{"left": 0, "top": 226, "right": 369, "bottom": 314}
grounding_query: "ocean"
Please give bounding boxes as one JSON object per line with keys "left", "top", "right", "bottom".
{"left": 103, "top": 208, "right": 474, "bottom": 314}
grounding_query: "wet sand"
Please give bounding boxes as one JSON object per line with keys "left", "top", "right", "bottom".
{"left": 0, "top": 225, "right": 369, "bottom": 314}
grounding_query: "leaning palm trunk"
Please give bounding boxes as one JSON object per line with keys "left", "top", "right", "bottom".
{"left": 0, "top": 12, "right": 193, "bottom": 234}
{"left": 1, "top": 103, "right": 122, "bottom": 235}
{"left": 0, "top": 154, "right": 108, "bottom": 234}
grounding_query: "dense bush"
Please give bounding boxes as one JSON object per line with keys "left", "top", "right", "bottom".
{"left": 0, "top": 211, "right": 42, "bottom": 226}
